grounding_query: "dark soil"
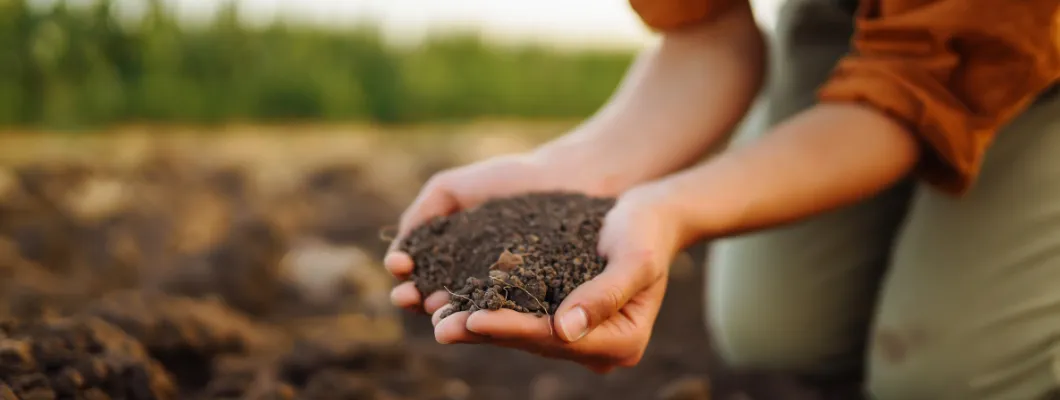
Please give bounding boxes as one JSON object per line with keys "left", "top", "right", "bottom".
{"left": 195, "top": 338, "right": 456, "bottom": 400}
{"left": 0, "top": 317, "right": 177, "bottom": 399}
{"left": 84, "top": 291, "right": 277, "bottom": 390}
{"left": 401, "top": 192, "right": 615, "bottom": 318}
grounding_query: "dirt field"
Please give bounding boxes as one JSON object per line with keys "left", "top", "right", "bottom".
{"left": 0, "top": 126, "right": 860, "bottom": 399}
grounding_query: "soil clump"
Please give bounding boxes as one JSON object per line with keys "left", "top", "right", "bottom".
{"left": 401, "top": 192, "right": 615, "bottom": 319}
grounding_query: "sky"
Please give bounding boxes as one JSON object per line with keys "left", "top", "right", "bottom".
{"left": 150, "top": 0, "right": 785, "bottom": 49}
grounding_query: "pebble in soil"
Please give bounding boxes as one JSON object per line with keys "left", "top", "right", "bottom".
{"left": 401, "top": 192, "right": 615, "bottom": 319}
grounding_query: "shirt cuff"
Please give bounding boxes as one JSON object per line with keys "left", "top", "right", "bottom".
{"left": 819, "top": 59, "right": 986, "bottom": 195}
{"left": 817, "top": 0, "right": 1059, "bottom": 195}
{"left": 629, "top": 0, "right": 744, "bottom": 31}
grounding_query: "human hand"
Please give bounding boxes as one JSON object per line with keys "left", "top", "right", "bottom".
{"left": 385, "top": 151, "right": 620, "bottom": 315}
{"left": 429, "top": 183, "right": 685, "bottom": 373}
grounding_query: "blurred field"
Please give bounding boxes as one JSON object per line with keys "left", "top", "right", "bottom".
{"left": 0, "top": 125, "right": 718, "bottom": 400}
{"left": 0, "top": 0, "right": 633, "bottom": 128}
{"left": 0, "top": 124, "right": 871, "bottom": 400}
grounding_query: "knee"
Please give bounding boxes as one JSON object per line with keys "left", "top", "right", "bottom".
{"left": 708, "top": 304, "right": 858, "bottom": 374}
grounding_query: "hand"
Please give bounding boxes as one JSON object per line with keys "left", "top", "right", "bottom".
{"left": 430, "top": 183, "right": 685, "bottom": 373}
{"left": 385, "top": 151, "right": 619, "bottom": 315}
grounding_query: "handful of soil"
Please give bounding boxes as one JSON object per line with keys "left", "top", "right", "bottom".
{"left": 401, "top": 192, "right": 615, "bottom": 320}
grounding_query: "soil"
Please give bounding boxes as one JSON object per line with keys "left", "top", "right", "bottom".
{"left": 402, "top": 193, "right": 615, "bottom": 318}
{"left": 84, "top": 291, "right": 278, "bottom": 390}
{"left": 194, "top": 338, "right": 456, "bottom": 400}
{"left": 0, "top": 316, "right": 177, "bottom": 399}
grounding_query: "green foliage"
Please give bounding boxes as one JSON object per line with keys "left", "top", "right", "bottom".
{"left": 0, "top": 0, "right": 636, "bottom": 128}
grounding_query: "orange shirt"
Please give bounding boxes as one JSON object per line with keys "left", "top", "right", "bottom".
{"left": 630, "top": 0, "right": 1060, "bottom": 194}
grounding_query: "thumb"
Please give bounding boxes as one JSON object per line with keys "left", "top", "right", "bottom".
{"left": 553, "top": 249, "right": 657, "bottom": 343}
{"left": 388, "top": 177, "right": 460, "bottom": 255}
{"left": 384, "top": 179, "right": 460, "bottom": 279}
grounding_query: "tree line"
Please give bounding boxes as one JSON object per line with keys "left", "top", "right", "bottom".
{"left": 0, "top": 0, "right": 636, "bottom": 128}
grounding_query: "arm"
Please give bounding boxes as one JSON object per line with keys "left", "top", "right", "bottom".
{"left": 649, "top": 0, "right": 1059, "bottom": 244}
{"left": 649, "top": 103, "right": 919, "bottom": 246}
{"left": 535, "top": 2, "right": 765, "bottom": 195}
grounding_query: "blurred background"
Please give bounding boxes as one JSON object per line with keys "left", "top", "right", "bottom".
{"left": 0, "top": 1, "right": 806, "bottom": 400}
{"left": 0, "top": 0, "right": 781, "bottom": 128}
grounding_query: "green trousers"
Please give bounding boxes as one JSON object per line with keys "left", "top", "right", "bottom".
{"left": 706, "top": 0, "right": 1060, "bottom": 399}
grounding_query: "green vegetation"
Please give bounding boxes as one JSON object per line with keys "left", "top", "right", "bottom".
{"left": 0, "top": 0, "right": 636, "bottom": 128}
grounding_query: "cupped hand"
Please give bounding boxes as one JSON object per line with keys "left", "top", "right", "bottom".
{"left": 429, "top": 184, "right": 685, "bottom": 372}
{"left": 385, "top": 151, "right": 617, "bottom": 315}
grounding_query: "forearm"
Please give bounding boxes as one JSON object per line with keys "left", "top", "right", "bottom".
{"left": 536, "top": 3, "right": 765, "bottom": 195}
{"left": 654, "top": 103, "right": 920, "bottom": 246}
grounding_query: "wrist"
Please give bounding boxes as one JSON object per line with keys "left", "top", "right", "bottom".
{"left": 643, "top": 103, "right": 920, "bottom": 241}
{"left": 632, "top": 166, "right": 746, "bottom": 248}
{"left": 619, "top": 181, "right": 695, "bottom": 251}
{"left": 530, "top": 134, "right": 637, "bottom": 197}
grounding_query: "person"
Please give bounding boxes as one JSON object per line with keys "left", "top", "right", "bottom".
{"left": 384, "top": 0, "right": 1060, "bottom": 398}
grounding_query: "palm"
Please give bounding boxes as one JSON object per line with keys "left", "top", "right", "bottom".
{"left": 388, "top": 155, "right": 680, "bottom": 372}
{"left": 430, "top": 268, "right": 668, "bottom": 372}
{"left": 386, "top": 154, "right": 611, "bottom": 313}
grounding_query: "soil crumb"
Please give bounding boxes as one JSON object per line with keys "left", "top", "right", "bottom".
{"left": 401, "top": 192, "right": 615, "bottom": 319}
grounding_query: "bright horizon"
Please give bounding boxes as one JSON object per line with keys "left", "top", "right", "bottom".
{"left": 92, "top": 0, "right": 785, "bottom": 49}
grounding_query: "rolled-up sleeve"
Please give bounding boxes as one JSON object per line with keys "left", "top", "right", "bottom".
{"left": 818, "top": 0, "right": 1060, "bottom": 194}
{"left": 629, "top": 0, "right": 747, "bottom": 31}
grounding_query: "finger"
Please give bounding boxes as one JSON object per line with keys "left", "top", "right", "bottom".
{"left": 396, "top": 177, "right": 460, "bottom": 241}
{"left": 435, "top": 311, "right": 487, "bottom": 344}
{"left": 431, "top": 304, "right": 453, "bottom": 326}
{"left": 390, "top": 282, "right": 422, "bottom": 310}
{"left": 465, "top": 309, "right": 554, "bottom": 341}
{"left": 554, "top": 250, "right": 658, "bottom": 343}
{"left": 465, "top": 310, "right": 627, "bottom": 356}
{"left": 384, "top": 252, "right": 415, "bottom": 278}
{"left": 465, "top": 311, "right": 635, "bottom": 369}
{"left": 424, "top": 291, "right": 450, "bottom": 314}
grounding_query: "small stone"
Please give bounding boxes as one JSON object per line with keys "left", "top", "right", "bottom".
{"left": 489, "top": 250, "right": 524, "bottom": 272}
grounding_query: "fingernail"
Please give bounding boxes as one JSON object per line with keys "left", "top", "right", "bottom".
{"left": 434, "top": 316, "right": 453, "bottom": 344}
{"left": 389, "top": 286, "right": 414, "bottom": 308}
{"left": 434, "top": 323, "right": 454, "bottom": 345}
{"left": 465, "top": 311, "right": 486, "bottom": 334}
{"left": 559, "top": 307, "right": 589, "bottom": 342}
